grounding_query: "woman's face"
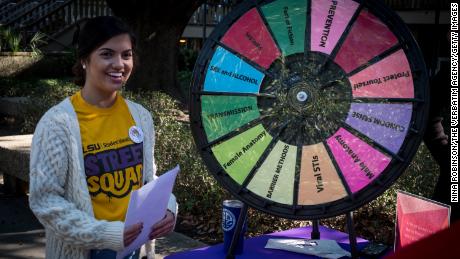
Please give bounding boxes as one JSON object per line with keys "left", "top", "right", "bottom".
{"left": 83, "top": 33, "right": 133, "bottom": 94}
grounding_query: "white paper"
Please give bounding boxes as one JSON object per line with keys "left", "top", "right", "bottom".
{"left": 265, "top": 238, "right": 351, "bottom": 259}
{"left": 117, "top": 165, "right": 180, "bottom": 259}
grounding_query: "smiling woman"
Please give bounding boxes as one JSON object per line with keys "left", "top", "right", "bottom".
{"left": 72, "top": 17, "right": 136, "bottom": 108}
{"left": 28, "top": 16, "right": 178, "bottom": 259}
{"left": 80, "top": 34, "right": 134, "bottom": 107}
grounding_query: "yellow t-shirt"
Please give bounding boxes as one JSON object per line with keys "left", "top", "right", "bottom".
{"left": 71, "top": 91, "right": 143, "bottom": 221}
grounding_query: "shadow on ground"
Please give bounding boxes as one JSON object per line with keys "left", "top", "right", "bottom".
{"left": 0, "top": 179, "right": 45, "bottom": 258}
{"left": 0, "top": 178, "right": 206, "bottom": 259}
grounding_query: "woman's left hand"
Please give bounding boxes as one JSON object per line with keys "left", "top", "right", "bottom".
{"left": 149, "top": 210, "right": 175, "bottom": 240}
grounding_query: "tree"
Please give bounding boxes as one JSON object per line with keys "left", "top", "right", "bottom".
{"left": 106, "top": 0, "right": 206, "bottom": 104}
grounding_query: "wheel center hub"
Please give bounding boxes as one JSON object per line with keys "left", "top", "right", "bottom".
{"left": 296, "top": 91, "right": 308, "bottom": 102}
{"left": 258, "top": 52, "right": 352, "bottom": 146}
{"left": 287, "top": 83, "right": 316, "bottom": 113}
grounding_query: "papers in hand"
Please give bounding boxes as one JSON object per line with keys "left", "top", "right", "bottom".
{"left": 117, "top": 165, "right": 180, "bottom": 259}
{"left": 265, "top": 238, "right": 351, "bottom": 259}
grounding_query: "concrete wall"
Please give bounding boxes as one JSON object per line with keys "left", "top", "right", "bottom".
{"left": 0, "top": 52, "right": 40, "bottom": 77}
{"left": 0, "top": 52, "right": 74, "bottom": 78}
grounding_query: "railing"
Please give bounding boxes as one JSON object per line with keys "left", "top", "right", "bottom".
{"left": 5, "top": 0, "right": 65, "bottom": 29}
{"left": 22, "top": 0, "right": 111, "bottom": 36}
{"left": 189, "top": 3, "right": 234, "bottom": 26}
{"left": 187, "top": 0, "right": 449, "bottom": 27}
{"left": 383, "top": 0, "right": 450, "bottom": 10}
{"left": 3, "top": 0, "right": 111, "bottom": 44}
{"left": 0, "top": 1, "right": 44, "bottom": 25}
{"left": 0, "top": 0, "right": 14, "bottom": 8}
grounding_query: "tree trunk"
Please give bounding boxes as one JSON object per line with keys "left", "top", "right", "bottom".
{"left": 129, "top": 23, "right": 185, "bottom": 102}
{"left": 106, "top": 0, "right": 205, "bottom": 104}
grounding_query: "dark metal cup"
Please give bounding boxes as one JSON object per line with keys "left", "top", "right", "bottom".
{"left": 222, "top": 200, "right": 247, "bottom": 254}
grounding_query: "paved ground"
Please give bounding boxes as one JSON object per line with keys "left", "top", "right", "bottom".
{"left": 0, "top": 175, "right": 206, "bottom": 259}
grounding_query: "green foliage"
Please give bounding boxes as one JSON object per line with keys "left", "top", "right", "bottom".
{"left": 1, "top": 28, "right": 22, "bottom": 53}
{"left": 0, "top": 28, "right": 47, "bottom": 55}
{"left": 29, "top": 32, "right": 47, "bottom": 57}
{"left": 22, "top": 79, "right": 78, "bottom": 132}
{"left": 177, "top": 48, "right": 198, "bottom": 103}
{"left": 0, "top": 78, "right": 79, "bottom": 133}
{"left": 177, "top": 70, "right": 192, "bottom": 103}
{"left": 178, "top": 48, "right": 198, "bottom": 71}
{"left": 0, "top": 77, "right": 76, "bottom": 98}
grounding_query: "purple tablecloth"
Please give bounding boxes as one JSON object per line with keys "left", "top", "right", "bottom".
{"left": 165, "top": 226, "right": 369, "bottom": 259}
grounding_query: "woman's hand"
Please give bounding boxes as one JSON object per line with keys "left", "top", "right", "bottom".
{"left": 149, "top": 210, "right": 175, "bottom": 240}
{"left": 124, "top": 222, "right": 143, "bottom": 247}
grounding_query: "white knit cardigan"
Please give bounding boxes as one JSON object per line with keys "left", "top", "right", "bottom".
{"left": 29, "top": 98, "right": 177, "bottom": 259}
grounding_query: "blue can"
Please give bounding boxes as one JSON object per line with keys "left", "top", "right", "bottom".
{"left": 222, "top": 200, "right": 247, "bottom": 254}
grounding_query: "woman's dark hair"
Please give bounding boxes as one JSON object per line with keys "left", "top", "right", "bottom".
{"left": 72, "top": 16, "right": 136, "bottom": 86}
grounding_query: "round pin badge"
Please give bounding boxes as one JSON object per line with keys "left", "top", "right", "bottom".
{"left": 129, "top": 126, "right": 144, "bottom": 143}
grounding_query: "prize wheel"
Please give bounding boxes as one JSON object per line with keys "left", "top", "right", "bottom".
{"left": 190, "top": 0, "right": 429, "bottom": 219}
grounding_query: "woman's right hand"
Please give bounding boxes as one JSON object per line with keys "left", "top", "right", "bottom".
{"left": 124, "top": 222, "right": 143, "bottom": 247}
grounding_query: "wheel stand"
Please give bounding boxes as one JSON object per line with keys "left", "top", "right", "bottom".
{"left": 226, "top": 207, "right": 359, "bottom": 259}
{"left": 312, "top": 212, "right": 359, "bottom": 258}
